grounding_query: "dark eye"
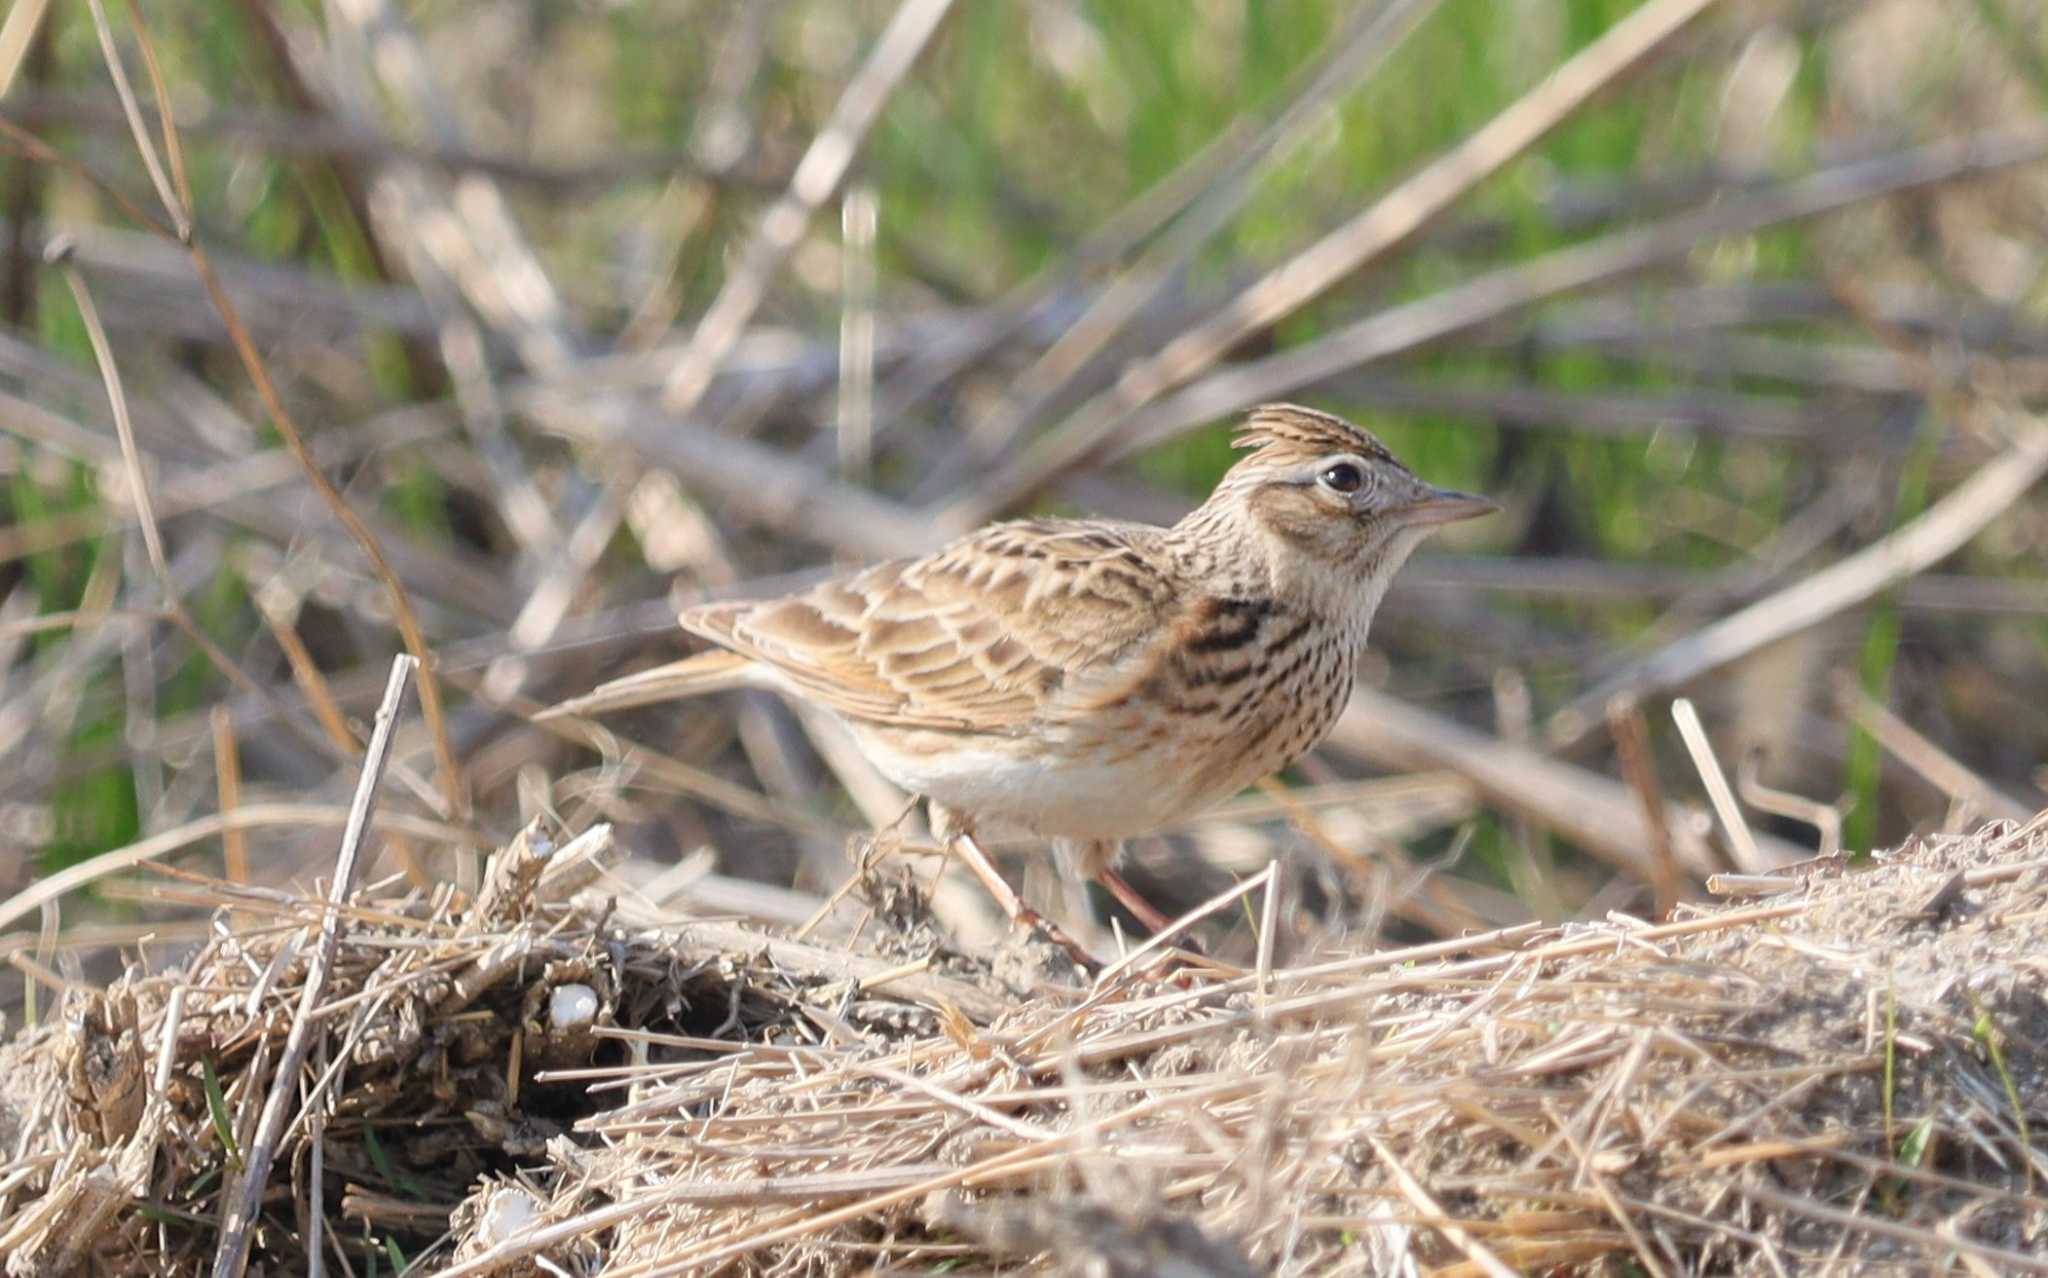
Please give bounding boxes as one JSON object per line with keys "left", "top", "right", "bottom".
{"left": 1318, "top": 462, "right": 1364, "bottom": 494}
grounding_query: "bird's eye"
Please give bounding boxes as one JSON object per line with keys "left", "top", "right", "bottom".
{"left": 1318, "top": 462, "right": 1364, "bottom": 494}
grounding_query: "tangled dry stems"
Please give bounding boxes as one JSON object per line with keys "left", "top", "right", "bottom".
{"left": 2, "top": 811, "right": 2045, "bottom": 1276}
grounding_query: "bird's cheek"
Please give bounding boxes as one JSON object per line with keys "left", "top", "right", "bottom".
{"left": 1348, "top": 518, "right": 1386, "bottom": 558}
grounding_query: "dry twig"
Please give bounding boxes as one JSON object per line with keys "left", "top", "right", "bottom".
{"left": 210, "top": 654, "right": 415, "bottom": 1278}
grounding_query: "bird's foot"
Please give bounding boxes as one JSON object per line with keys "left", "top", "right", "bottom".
{"left": 1009, "top": 906, "right": 1103, "bottom": 976}
{"left": 946, "top": 831, "right": 1103, "bottom": 974}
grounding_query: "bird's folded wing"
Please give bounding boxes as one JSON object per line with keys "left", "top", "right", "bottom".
{"left": 679, "top": 521, "right": 1179, "bottom": 733}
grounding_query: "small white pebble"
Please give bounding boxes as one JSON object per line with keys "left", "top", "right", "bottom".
{"left": 482, "top": 1187, "right": 539, "bottom": 1243}
{"left": 549, "top": 984, "right": 598, "bottom": 1030}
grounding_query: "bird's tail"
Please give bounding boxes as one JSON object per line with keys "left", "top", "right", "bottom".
{"left": 537, "top": 649, "right": 760, "bottom": 720}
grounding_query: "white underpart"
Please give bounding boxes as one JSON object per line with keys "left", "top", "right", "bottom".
{"left": 744, "top": 643, "right": 1192, "bottom": 836}
{"left": 853, "top": 736, "right": 1202, "bottom": 839}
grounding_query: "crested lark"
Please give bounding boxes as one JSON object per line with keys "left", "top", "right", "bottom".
{"left": 551, "top": 404, "right": 1496, "bottom": 951}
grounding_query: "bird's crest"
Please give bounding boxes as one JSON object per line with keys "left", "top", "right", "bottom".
{"left": 1233, "top": 403, "right": 1395, "bottom": 465}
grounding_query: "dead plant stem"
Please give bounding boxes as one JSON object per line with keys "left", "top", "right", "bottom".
{"left": 211, "top": 653, "right": 416, "bottom": 1278}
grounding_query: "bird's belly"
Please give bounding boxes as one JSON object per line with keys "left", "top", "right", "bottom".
{"left": 851, "top": 730, "right": 1216, "bottom": 839}
{"left": 841, "top": 640, "right": 1355, "bottom": 840}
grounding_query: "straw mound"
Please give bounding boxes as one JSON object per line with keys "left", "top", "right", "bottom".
{"left": 2, "top": 815, "right": 2044, "bottom": 1277}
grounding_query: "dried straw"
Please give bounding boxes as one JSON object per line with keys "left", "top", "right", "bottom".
{"left": 2, "top": 805, "right": 2040, "bottom": 1275}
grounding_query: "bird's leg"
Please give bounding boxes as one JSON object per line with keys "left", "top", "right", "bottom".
{"left": 1097, "top": 862, "right": 1212, "bottom": 966}
{"left": 1095, "top": 865, "right": 1181, "bottom": 937}
{"left": 945, "top": 830, "right": 1029, "bottom": 921}
{"left": 1061, "top": 838, "right": 1198, "bottom": 951}
{"left": 947, "top": 831, "right": 1099, "bottom": 970}
{"left": 1049, "top": 838, "right": 1111, "bottom": 945}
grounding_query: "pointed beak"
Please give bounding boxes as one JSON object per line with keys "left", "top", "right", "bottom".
{"left": 1400, "top": 486, "right": 1501, "bottom": 527}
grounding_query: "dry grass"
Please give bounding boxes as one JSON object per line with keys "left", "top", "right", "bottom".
{"left": 3, "top": 796, "right": 2042, "bottom": 1275}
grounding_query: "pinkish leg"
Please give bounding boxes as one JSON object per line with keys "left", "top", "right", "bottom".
{"left": 949, "top": 832, "right": 1099, "bottom": 969}
{"left": 1096, "top": 866, "right": 1180, "bottom": 936}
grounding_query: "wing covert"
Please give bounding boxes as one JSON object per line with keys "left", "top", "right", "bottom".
{"left": 678, "top": 520, "right": 1179, "bottom": 732}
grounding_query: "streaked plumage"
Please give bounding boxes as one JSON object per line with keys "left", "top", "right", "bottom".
{"left": 550, "top": 404, "right": 1496, "bottom": 949}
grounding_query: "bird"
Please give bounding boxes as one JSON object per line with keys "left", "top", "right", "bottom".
{"left": 546, "top": 404, "right": 1497, "bottom": 957}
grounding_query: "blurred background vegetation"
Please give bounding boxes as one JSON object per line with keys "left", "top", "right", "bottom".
{"left": 2, "top": 0, "right": 2045, "bottom": 963}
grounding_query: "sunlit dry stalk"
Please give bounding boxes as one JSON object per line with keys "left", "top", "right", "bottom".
{"left": 1832, "top": 670, "right": 2033, "bottom": 824}
{"left": 250, "top": 591, "right": 361, "bottom": 757}
{"left": 1609, "top": 697, "right": 1680, "bottom": 920}
{"left": 210, "top": 707, "right": 248, "bottom": 889}
{"left": 81, "top": 0, "right": 182, "bottom": 236}
{"left": 1735, "top": 745, "right": 1844, "bottom": 860}
{"left": 660, "top": 0, "right": 956, "bottom": 414}
{"left": 1370, "top": 1135, "right": 1519, "bottom": 1278}
{"left": 1551, "top": 412, "right": 2048, "bottom": 747}
{"left": 0, "top": 0, "right": 55, "bottom": 97}
{"left": 0, "top": 801, "right": 491, "bottom": 935}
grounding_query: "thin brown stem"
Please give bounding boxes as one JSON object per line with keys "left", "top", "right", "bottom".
{"left": 101, "top": 3, "right": 468, "bottom": 818}
{"left": 0, "top": 115, "right": 168, "bottom": 235}
{"left": 1608, "top": 698, "right": 1680, "bottom": 920}
{"left": 211, "top": 706, "right": 248, "bottom": 887}
{"left": 53, "top": 251, "right": 342, "bottom": 766}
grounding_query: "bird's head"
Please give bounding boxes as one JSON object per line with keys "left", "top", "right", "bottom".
{"left": 1185, "top": 403, "right": 1498, "bottom": 622}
